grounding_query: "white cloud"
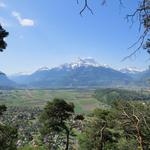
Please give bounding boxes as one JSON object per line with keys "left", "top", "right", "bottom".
{"left": 12, "top": 11, "right": 34, "bottom": 27}
{"left": 0, "top": 2, "right": 6, "bottom": 8}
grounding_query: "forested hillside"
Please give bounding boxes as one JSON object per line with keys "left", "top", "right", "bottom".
{"left": 94, "top": 88, "right": 150, "bottom": 104}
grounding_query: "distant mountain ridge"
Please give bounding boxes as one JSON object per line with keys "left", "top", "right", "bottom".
{"left": 0, "top": 71, "right": 16, "bottom": 89}
{"left": 1, "top": 57, "right": 149, "bottom": 89}
{"left": 9, "top": 58, "right": 133, "bottom": 88}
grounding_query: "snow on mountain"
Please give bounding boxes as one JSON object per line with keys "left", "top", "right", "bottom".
{"left": 119, "top": 67, "right": 145, "bottom": 74}
{"left": 36, "top": 67, "right": 50, "bottom": 72}
{"left": 58, "top": 57, "right": 110, "bottom": 69}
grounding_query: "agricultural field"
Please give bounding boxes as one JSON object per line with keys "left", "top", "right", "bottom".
{"left": 0, "top": 89, "right": 104, "bottom": 113}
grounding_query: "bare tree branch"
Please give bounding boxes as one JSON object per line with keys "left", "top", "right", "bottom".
{"left": 122, "top": 29, "right": 148, "bottom": 61}
{"left": 79, "top": 0, "right": 94, "bottom": 16}
{"left": 77, "top": 0, "right": 150, "bottom": 59}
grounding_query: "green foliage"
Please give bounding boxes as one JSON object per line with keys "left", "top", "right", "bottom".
{"left": 115, "top": 101, "right": 150, "bottom": 150}
{"left": 79, "top": 100, "right": 150, "bottom": 150}
{"left": 0, "top": 104, "right": 7, "bottom": 116}
{"left": 40, "top": 98, "right": 75, "bottom": 150}
{"left": 40, "top": 98, "right": 74, "bottom": 132}
{"left": 0, "top": 105, "right": 18, "bottom": 150}
{"left": 95, "top": 88, "right": 150, "bottom": 104}
{"left": 18, "top": 145, "right": 45, "bottom": 150}
{"left": 0, "top": 124, "right": 18, "bottom": 150}
{"left": 1, "top": 106, "right": 42, "bottom": 148}
{"left": 79, "top": 108, "right": 122, "bottom": 150}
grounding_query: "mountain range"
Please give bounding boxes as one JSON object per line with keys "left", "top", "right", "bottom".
{"left": 1, "top": 58, "right": 150, "bottom": 89}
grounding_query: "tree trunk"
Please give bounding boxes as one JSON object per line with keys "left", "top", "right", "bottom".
{"left": 65, "top": 130, "right": 70, "bottom": 150}
{"left": 99, "top": 123, "right": 106, "bottom": 150}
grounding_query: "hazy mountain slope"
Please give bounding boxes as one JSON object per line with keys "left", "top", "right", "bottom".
{"left": 0, "top": 71, "right": 16, "bottom": 89}
{"left": 119, "top": 67, "right": 145, "bottom": 80}
{"left": 136, "top": 69, "right": 150, "bottom": 86}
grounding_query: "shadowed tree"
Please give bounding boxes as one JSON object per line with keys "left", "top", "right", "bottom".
{"left": 0, "top": 25, "right": 9, "bottom": 52}
{"left": 0, "top": 105, "right": 7, "bottom": 116}
{"left": 0, "top": 105, "right": 18, "bottom": 150}
{"left": 40, "top": 98, "right": 75, "bottom": 150}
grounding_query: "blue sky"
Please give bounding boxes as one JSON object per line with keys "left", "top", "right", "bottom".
{"left": 0, "top": 0, "right": 149, "bottom": 74}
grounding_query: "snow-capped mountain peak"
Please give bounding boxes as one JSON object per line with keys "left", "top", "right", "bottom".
{"left": 70, "top": 57, "right": 100, "bottom": 68}
{"left": 58, "top": 57, "right": 109, "bottom": 69}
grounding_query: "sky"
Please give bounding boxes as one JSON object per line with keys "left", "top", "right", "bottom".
{"left": 0, "top": 0, "right": 149, "bottom": 74}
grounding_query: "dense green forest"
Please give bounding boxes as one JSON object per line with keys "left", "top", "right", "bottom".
{"left": 0, "top": 89, "right": 150, "bottom": 150}
{"left": 94, "top": 88, "right": 150, "bottom": 103}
